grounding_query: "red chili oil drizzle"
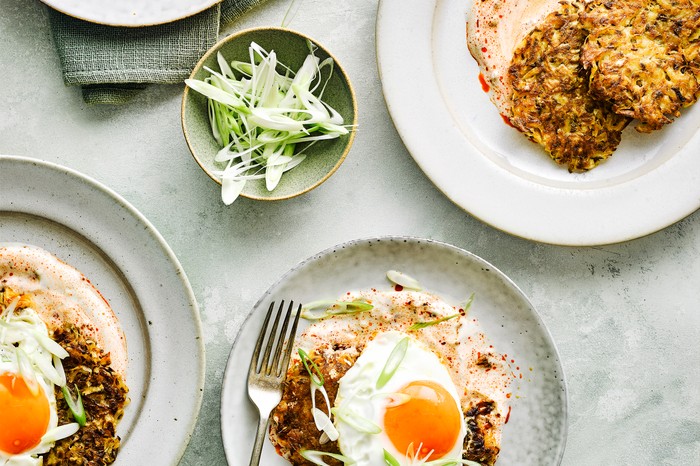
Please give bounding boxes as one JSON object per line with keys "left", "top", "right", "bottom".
{"left": 478, "top": 73, "right": 490, "bottom": 93}
{"left": 500, "top": 114, "right": 515, "bottom": 128}
{"left": 505, "top": 405, "right": 512, "bottom": 424}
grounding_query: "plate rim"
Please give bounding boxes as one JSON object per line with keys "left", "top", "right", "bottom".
{"left": 220, "top": 235, "right": 569, "bottom": 465}
{"left": 40, "top": 0, "right": 222, "bottom": 27}
{"left": 0, "top": 154, "right": 206, "bottom": 464}
{"left": 375, "top": 0, "right": 700, "bottom": 246}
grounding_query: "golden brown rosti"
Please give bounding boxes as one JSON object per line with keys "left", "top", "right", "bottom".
{"left": 44, "top": 324, "right": 129, "bottom": 466}
{"left": 508, "top": 1, "right": 630, "bottom": 172}
{"left": 581, "top": 0, "right": 700, "bottom": 133}
{"left": 268, "top": 347, "right": 355, "bottom": 466}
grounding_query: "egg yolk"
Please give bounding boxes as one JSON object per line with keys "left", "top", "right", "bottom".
{"left": 0, "top": 372, "right": 50, "bottom": 455}
{"left": 383, "top": 380, "right": 461, "bottom": 460}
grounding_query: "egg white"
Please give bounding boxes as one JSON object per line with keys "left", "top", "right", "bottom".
{"left": 334, "top": 331, "right": 466, "bottom": 465}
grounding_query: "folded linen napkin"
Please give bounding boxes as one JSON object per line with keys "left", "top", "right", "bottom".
{"left": 47, "top": 0, "right": 265, "bottom": 104}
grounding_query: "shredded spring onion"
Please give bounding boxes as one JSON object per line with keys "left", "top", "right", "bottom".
{"left": 185, "top": 41, "right": 351, "bottom": 205}
{"left": 299, "top": 348, "right": 324, "bottom": 386}
{"left": 301, "top": 299, "right": 374, "bottom": 320}
{"left": 409, "top": 293, "right": 473, "bottom": 330}
{"left": 462, "top": 293, "right": 475, "bottom": 313}
{"left": 62, "top": 384, "right": 87, "bottom": 427}
{"left": 300, "top": 347, "right": 339, "bottom": 441}
{"left": 300, "top": 450, "right": 356, "bottom": 466}
{"left": 408, "top": 313, "right": 460, "bottom": 331}
{"left": 384, "top": 449, "right": 401, "bottom": 466}
{"left": 40, "top": 423, "right": 80, "bottom": 444}
{"left": 386, "top": 270, "right": 422, "bottom": 291}
{"left": 331, "top": 406, "right": 382, "bottom": 434}
{"left": 311, "top": 407, "right": 339, "bottom": 441}
{"left": 16, "top": 347, "right": 39, "bottom": 396}
{"left": 376, "top": 336, "right": 409, "bottom": 389}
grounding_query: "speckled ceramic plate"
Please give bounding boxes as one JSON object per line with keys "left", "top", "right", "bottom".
{"left": 0, "top": 155, "right": 205, "bottom": 465}
{"left": 40, "top": 0, "right": 221, "bottom": 27}
{"left": 221, "top": 237, "right": 567, "bottom": 465}
{"left": 182, "top": 27, "right": 357, "bottom": 202}
{"left": 377, "top": 0, "right": 700, "bottom": 246}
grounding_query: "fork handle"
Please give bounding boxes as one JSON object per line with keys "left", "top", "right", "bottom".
{"left": 248, "top": 414, "right": 270, "bottom": 466}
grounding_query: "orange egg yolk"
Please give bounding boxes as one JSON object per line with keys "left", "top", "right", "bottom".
{"left": 0, "top": 372, "right": 50, "bottom": 455}
{"left": 383, "top": 380, "right": 461, "bottom": 460}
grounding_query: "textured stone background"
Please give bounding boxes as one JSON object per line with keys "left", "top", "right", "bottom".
{"left": 1, "top": 0, "right": 699, "bottom": 464}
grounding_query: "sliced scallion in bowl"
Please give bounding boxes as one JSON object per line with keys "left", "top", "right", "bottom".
{"left": 184, "top": 31, "right": 355, "bottom": 205}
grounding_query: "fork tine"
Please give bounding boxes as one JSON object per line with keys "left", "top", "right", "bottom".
{"left": 278, "top": 303, "right": 301, "bottom": 377}
{"left": 249, "top": 301, "right": 275, "bottom": 376}
{"left": 260, "top": 300, "right": 285, "bottom": 375}
{"left": 270, "top": 301, "right": 294, "bottom": 377}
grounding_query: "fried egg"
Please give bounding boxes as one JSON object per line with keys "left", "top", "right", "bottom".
{"left": 334, "top": 331, "right": 466, "bottom": 464}
{"left": 0, "top": 302, "right": 78, "bottom": 465}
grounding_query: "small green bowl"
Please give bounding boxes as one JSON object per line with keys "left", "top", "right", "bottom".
{"left": 181, "top": 27, "right": 357, "bottom": 201}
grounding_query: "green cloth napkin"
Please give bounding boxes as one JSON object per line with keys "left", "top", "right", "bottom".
{"left": 47, "top": 0, "right": 266, "bottom": 104}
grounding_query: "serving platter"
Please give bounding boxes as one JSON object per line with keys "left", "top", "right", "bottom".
{"left": 40, "top": 0, "right": 220, "bottom": 26}
{"left": 221, "top": 237, "right": 567, "bottom": 465}
{"left": 376, "top": 0, "right": 700, "bottom": 246}
{"left": 0, "top": 155, "right": 205, "bottom": 465}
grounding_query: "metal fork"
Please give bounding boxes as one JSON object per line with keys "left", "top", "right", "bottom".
{"left": 247, "top": 300, "right": 301, "bottom": 466}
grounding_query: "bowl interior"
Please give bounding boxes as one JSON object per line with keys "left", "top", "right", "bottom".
{"left": 182, "top": 27, "right": 357, "bottom": 200}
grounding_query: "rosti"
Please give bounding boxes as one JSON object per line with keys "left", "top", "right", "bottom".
{"left": 581, "top": 0, "right": 700, "bottom": 133}
{"left": 508, "top": 1, "right": 630, "bottom": 171}
{"left": 44, "top": 324, "right": 129, "bottom": 466}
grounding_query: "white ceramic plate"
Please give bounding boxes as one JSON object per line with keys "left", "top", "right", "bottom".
{"left": 0, "top": 155, "right": 205, "bottom": 466}
{"left": 41, "top": 0, "right": 221, "bottom": 26}
{"left": 221, "top": 237, "right": 567, "bottom": 465}
{"left": 376, "top": 0, "right": 700, "bottom": 246}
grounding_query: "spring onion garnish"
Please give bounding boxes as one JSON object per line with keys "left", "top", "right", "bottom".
{"left": 16, "top": 347, "right": 40, "bottom": 396}
{"left": 301, "top": 348, "right": 338, "bottom": 441}
{"left": 300, "top": 450, "right": 356, "bottom": 466}
{"left": 62, "top": 384, "right": 87, "bottom": 427}
{"left": 40, "top": 423, "right": 80, "bottom": 444}
{"left": 301, "top": 299, "right": 374, "bottom": 320}
{"left": 384, "top": 449, "right": 401, "bottom": 466}
{"left": 185, "top": 41, "right": 351, "bottom": 205}
{"left": 409, "top": 293, "right": 474, "bottom": 330}
{"left": 462, "top": 292, "right": 475, "bottom": 314}
{"left": 331, "top": 406, "right": 382, "bottom": 434}
{"left": 408, "top": 313, "right": 459, "bottom": 331}
{"left": 386, "top": 270, "right": 422, "bottom": 291}
{"left": 53, "top": 354, "right": 67, "bottom": 387}
{"left": 376, "top": 336, "right": 409, "bottom": 389}
{"left": 299, "top": 348, "right": 324, "bottom": 386}
{"left": 311, "top": 407, "right": 339, "bottom": 441}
